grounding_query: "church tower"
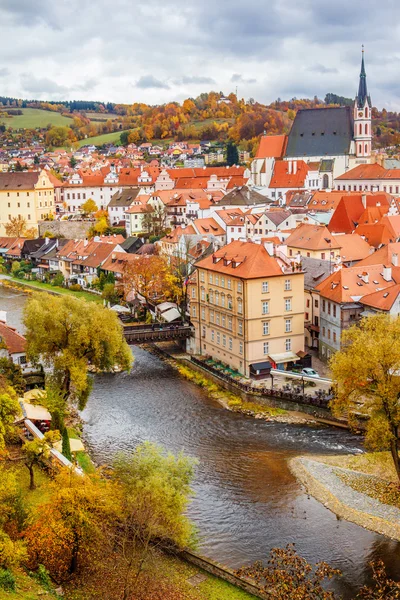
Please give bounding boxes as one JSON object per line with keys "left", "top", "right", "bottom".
{"left": 354, "top": 47, "right": 372, "bottom": 159}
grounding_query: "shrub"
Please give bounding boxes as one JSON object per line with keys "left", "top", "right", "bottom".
{"left": 69, "top": 283, "right": 82, "bottom": 292}
{"left": 33, "top": 564, "right": 53, "bottom": 591}
{"left": 0, "top": 568, "right": 16, "bottom": 592}
{"left": 51, "top": 273, "right": 64, "bottom": 287}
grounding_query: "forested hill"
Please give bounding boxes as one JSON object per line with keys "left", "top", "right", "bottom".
{"left": 1, "top": 91, "right": 399, "bottom": 150}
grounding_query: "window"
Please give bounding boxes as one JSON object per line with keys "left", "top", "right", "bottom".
{"left": 201, "top": 308, "right": 205, "bottom": 320}
{"left": 17, "top": 202, "right": 20, "bottom": 208}
{"left": 306, "top": 299, "right": 310, "bottom": 308}
{"left": 201, "top": 288, "right": 205, "bottom": 301}
{"left": 321, "top": 253, "right": 325, "bottom": 260}
{"left": 221, "top": 277, "right": 225, "bottom": 288}
{"left": 239, "top": 341, "right": 243, "bottom": 355}
{"left": 7, "top": 202, "right": 10, "bottom": 208}
{"left": 211, "top": 330, "right": 215, "bottom": 341}
{"left": 285, "top": 338, "right": 291, "bottom": 351}
{"left": 262, "top": 301, "right": 269, "bottom": 315}
{"left": 262, "top": 281, "right": 269, "bottom": 293}
{"left": 222, "top": 334, "right": 226, "bottom": 347}
{"left": 217, "top": 332, "right": 220, "bottom": 344}
{"left": 285, "top": 319, "right": 292, "bottom": 333}
{"left": 228, "top": 317, "right": 232, "bottom": 330}
{"left": 215, "top": 291, "right": 219, "bottom": 306}
{"left": 210, "top": 310, "right": 214, "bottom": 323}
{"left": 322, "top": 300, "right": 326, "bottom": 312}
{"left": 305, "top": 312, "right": 309, "bottom": 320}
{"left": 229, "top": 337, "right": 233, "bottom": 350}
{"left": 333, "top": 305, "right": 336, "bottom": 318}
{"left": 333, "top": 332, "right": 337, "bottom": 343}
{"left": 192, "top": 306, "right": 196, "bottom": 317}
{"left": 328, "top": 329, "right": 331, "bottom": 340}
{"left": 216, "top": 313, "right": 220, "bottom": 325}
{"left": 238, "top": 298, "right": 243, "bottom": 314}
{"left": 191, "top": 287, "right": 196, "bottom": 299}
{"left": 27, "top": 202, "right": 30, "bottom": 208}
{"left": 227, "top": 295, "right": 232, "bottom": 310}
{"left": 284, "top": 279, "right": 291, "bottom": 291}
{"left": 19, "top": 355, "right": 27, "bottom": 365}
{"left": 263, "top": 342, "right": 269, "bottom": 355}
{"left": 227, "top": 279, "right": 232, "bottom": 290}
{"left": 202, "top": 325, "right": 206, "bottom": 338}
{"left": 200, "top": 271, "right": 205, "bottom": 283}
{"left": 263, "top": 322, "right": 269, "bottom": 336}
{"left": 28, "top": 214, "right": 31, "bottom": 220}
{"left": 222, "top": 315, "right": 226, "bottom": 327}
{"left": 237, "top": 281, "right": 242, "bottom": 293}
{"left": 238, "top": 320, "right": 243, "bottom": 335}
{"left": 215, "top": 275, "right": 219, "bottom": 286}
{"left": 209, "top": 290, "right": 214, "bottom": 304}
{"left": 328, "top": 302, "right": 331, "bottom": 315}
{"left": 323, "top": 327, "right": 326, "bottom": 337}
{"left": 289, "top": 249, "right": 293, "bottom": 256}
{"left": 314, "top": 299, "right": 319, "bottom": 308}
{"left": 221, "top": 294, "right": 225, "bottom": 307}
{"left": 285, "top": 298, "right": 292, "bottom": 311}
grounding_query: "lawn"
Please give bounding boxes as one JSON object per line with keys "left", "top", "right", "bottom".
{"left": 9, "top": 276, "right": 103, "bottom": 303}
{"left": 76, "top": 130, "right": 128, "bottom": 148}
{"left": 84, "top": 112, "right": 120, "bottom": 121}
{"left": 0, "top": 108, "right": 72, "bottom": 129}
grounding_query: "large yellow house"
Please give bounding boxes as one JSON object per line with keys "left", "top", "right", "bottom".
{"left": 188, "top": 240, "right": 305, "bottom": 377}
{"left": 285, "top": 223, "right": 341, "bottom": 260}
{"left": 0, "top": 170, "right": 55, "bottom": 235}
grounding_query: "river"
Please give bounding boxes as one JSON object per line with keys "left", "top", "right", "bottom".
{"left": 2, "top": 286, "right": 400, "bottom": 599}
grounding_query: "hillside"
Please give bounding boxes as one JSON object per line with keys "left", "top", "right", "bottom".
{"left": 0, "top": 108, "right": 72, "bottom": 129}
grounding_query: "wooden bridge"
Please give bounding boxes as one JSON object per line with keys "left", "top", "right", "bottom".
{"left": 123, "top": 322, "right": 194, "bottom": 344}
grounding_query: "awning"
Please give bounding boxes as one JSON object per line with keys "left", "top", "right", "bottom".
{"left": 306, "top": 324, "right": 320, "bottom": 332}
{"left": 268, "top": 352, "right": 301, "bottom": 364}
{"left": 250, "top": 361, "right": 272, "bottom": 371}
{"left": 16, "top": 400, "right": 51, "bottom": 423}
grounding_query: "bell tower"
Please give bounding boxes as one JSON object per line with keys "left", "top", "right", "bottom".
{"left": 354, "top": 46, "right": 372, "bottom": 159}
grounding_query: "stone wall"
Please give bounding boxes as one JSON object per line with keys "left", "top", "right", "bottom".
{"left": 39, "top": 220, "right": 92, "bottom": 239}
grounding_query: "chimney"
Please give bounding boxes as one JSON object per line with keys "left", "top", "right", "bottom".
{"left": 84, "top": 238, "right": 88, "bottom": 247}
{"left": 361, "top": 271, "right": 369, "bottom": 284}
{"left": 0, "top": 310, "right": 6, "bottom": 323}
{"left": 392, "top": 253, "right": 398, "bottom": 267}
{"left": 383, "top": 265, "right": 392, "bottom": 282}
{"left": 263, "top": 241, "right": 274, "bottom": 256}
{"left": 361, "top": 194, "right": 367, "bottom": 209}
{"left": 288, "top": 161, "right": 292, "bottom": 175}
{"left": 293, "top": 160, "right": 297, "bottom": 175}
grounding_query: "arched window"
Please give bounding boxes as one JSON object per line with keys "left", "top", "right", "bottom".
{"left": 365, "top": 123, "right": 368, "bottom": 135}
{"left": 237, "top": 298, "right": 243, "bottom": 314}
{"left": 365, "top": 106, "right": 368, "bottom": 118}
{"left": 359, "top": 123, "right": 362, "bottom": 135}
{"left": 358, "top": 144, "right": 362, "bottom": 155}
{"left": 365, "top": 143, "right": 368, "bottom": 154}
{"left": 322, "top": 174, "right": 329, "bottom": 189}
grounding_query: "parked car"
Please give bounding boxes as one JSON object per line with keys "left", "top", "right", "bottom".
{"left": 301, "top": 368, "right": 320, "bottom": 378}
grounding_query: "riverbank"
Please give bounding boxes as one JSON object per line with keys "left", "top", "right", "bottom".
{"left": 290, "top": 453, "right": 400, "bottom": 542}
{"left": 145, "top": 343, "right": 318, "bottom": 426}
{"left": 0, "top": 276, "right": 102, "bottom": 303}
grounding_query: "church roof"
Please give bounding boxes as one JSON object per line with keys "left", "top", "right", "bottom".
{"left": 356, "top": 51, "right": 372, "bottom": 108}
{"left": 285, "top": 107, "right": 354, "bottom": 158}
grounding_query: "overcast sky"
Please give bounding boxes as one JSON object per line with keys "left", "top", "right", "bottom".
{"left": 1, "top": 0, "right": 399, "bottom": 110}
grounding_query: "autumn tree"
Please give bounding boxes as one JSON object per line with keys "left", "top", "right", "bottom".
{"left": 357, "top": 560, "right": 400, "bottom": 598}
{"left": 24, "top": 470, "right": 116, "bottom": 579}
{"left": 81, "top": 198, "right": 98, "bottom": 216}
{"left": 162, "top": 238, "right": 196, "bottom": 321}
{"left": 45, "top": 126, "right": 72, "bottom": 147}
{"left": 0, "top": 383, "right": 21, "bottom": 450}
{"left": 141, "top": 204, "right": 167, "bottom": 238}
{"left": 0, "top": 466, "right": 27, "bottom": 570}
{"left": 236, "top": 544, "right": 341, "bottom": 599}
{"left": 23, "top": 294, "right": 132, "bottom": 408}
{"left": 5, "top": 215, "right": 36, "bottom": 238}
{"left": 23, "top": 431, "right": 60, "bottom": 490}
{"left": 123, "top": 255, "right": 168, "bottom": 311}
{"left": 112, "top": 443, "right": 196, "bottom": 598}
{"left": 330, "top": 314, "right": 400, "bottom": 483}
{"left": 0, "top": 357, "right": 25, "bottom": 396}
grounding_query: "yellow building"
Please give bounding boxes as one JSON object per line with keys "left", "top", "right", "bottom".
{"left": 285, "top": 223, "right": 341, "bottom": 260}
{"left": 188, "top": 240, "right": 304, "bottom": 377}
{"left": 0, "top": 170, "right": 55, "bottom": 235}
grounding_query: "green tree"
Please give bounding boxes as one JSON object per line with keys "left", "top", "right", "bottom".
{"left": 113, "top": 442, "right": 196, "bottom": 597}
{"left": 330, "top": 314, "right": 400, "bottom": 482}
{"left": 23, "top": 294, "right": 132, "bottom": 408}
{"left": 61, "top": 427, "right": 72, "bottom": 461}
{"left": 102, "top": 283, "right": 119, "bottom": 305}
{"left": 0, "top": 357, "right": 25, "bottom": 396}
{"left": 70, "top": 156, "right": 77, "bottom": 168}
{"left": 81, "top": 198, "right": 98, "bottom": 216}
{"left": 45, "top": 126, "right": 71, "bottom": 148}
{"left": 33, "top": 155, "right": 40, "bottom": 165}
{"left": 120, "top": 130, "right": 129, "bottom": 145}
{"left": 0, "top": 384, "right": 21, "bottom": 450}
{"left": 23, "top": 431, "right": 60, "bottom": 490}
{"left": 226, "top": 141, "right": 239, "bottom": 166}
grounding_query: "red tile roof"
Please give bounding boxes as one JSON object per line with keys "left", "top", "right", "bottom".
{"left": 354, "top": 223, "right": 395, "bottom": 248}
{"left": 316, "top": 264, "right": 398, "bottom": 303}
{"left": 328, "top": 194, "right": 390, "bottom": 234}
{"left": 335, "top": 164, "right": 387, "bottom": 180}
{"left": 0, "top": 321, "right": 26, "bottom": 354}
{"left": 269, "top": 160, "right": 309, "bottom": 189}
{"left": 360, "top": 283, "right": 400, "bottom": 311}
{"left": 255, "top": 135, "right": 287, "bottom": 159}
{"left": 357, "top": 242, "right": 400, "bottom": 267}
{"left": 286, "top": 223, "right": 341, "bottom": 251}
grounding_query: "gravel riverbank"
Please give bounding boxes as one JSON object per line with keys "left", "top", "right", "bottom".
{"left": 290, "top": 456, "right": 400, "bottom": 541}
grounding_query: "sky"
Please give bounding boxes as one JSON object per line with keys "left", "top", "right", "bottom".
{"left": 1, "top": 0, "right": 400, "bottom": 110}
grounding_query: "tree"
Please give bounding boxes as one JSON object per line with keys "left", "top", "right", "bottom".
{"left": 5, "top": 215, "right": 36, "bottom": 238}
{"left": 141, "top": 204, "right": 167, "bottom": 237}
{"left": 123, "top": 255, "right": 168, "bottom": 311}
{"left": 45, "top": 126, "right": 71, "bottom": 148}
{"left": 0, "top": 357, "right": 25, "bottom": 396}
{"left": 23, "top": 431, "right": 60, "bottom": 490}
{"left": 81, "top": 198, "right": 98, "bottom": 216}
{"left": 330, "top": 314, "right": 400, "bottom": 483}
{"left": 69, "top": 156, "right": 77, "bottom": 168}
{"left": 0, "top": 384, "right": 21, "bottom": 450}
{"left": 0, "top": 466, "right": 27, "bottom": 570}
{"left": 236, "top": 544, "right": 341, "bottom": 599}
{"left": 357, "top": 560, "right": 400, "bottom": 598}
{"left": 23, "top": 294, "right": 132, "bottom": 408}
{"left": 226, "top": 141, "right": 239, "bottom": 166}
{"left": 102, "top": 282, "right": 119, "bottom": 305}
{"left": 24, "top": 470, "right": 116, "bottom": 579}
{"left": 112, "top": 443, "right": 196, "bottom": 598}
{"left": 61, "top": 427, "right": 72, "bottom": 461}
{"left": 33, "top": 155, "right": 40, "bottom": 165}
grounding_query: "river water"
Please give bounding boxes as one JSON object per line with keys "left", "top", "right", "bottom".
{"left": 2, "top": 287, "right": 400, "bottom": 599}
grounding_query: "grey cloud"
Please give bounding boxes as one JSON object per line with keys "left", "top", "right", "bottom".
{"left": 20, "top": 74, "right": 69, "bottom": 95}
{"left": 0, "top": 68, "right": 9, "bottom": 77}
{"left": 173, "top": 75, "right": 216, "bottom": 85}
{"left": 136, "top": 75, "right": 170, "bottom": 89}
{"left": 0, "top": 0, "right": 63, "bottom": 29}
{"left": 307, "top": 64, "right": 338, "bottom": 74}
{"left": 231, "top": 74, "right": 257, "bottom": 84}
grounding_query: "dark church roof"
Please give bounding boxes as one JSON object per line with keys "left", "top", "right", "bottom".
{"left": 285, "top": 107, "right": 354, "bottom": 158}
{"left": 356, "top": 52, "right": 372, "bottom": 108}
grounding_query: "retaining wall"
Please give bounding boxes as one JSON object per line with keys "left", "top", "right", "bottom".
{"left": 39, "top": 220, "right": 92, "bottom": 239}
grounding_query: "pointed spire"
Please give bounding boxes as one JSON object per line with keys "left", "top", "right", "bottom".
{"left": 357, "top": 45, "right": 371, "bottom": 108}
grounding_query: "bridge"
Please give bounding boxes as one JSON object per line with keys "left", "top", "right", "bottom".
{"left": 123, "top": 322, "right": 194, "bottom": 344}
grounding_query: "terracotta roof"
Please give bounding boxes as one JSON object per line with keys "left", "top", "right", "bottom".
{"left": 269, "top": 160, "right": 309, "bottom": 189}
{"left": 101, "top": 252, "right": 138, "bottom": 274}
{"left": 354, "top": 223, "right": 395, "bottom": 248}
{"left": 193, "top": 218, "right": 225, "bottom": 237}
{"left": 335, "top": 164, "right": 387, "bottom": 180}
{"left": 195, "top": 240, "right": 285, "bottom": 279}
{"left": 286, "top": 223, "right": 341, "bottom": 251}
{"left": 0, "top": 321, "right": 26, "bottom": 354}
{"left": 334, "top": 234, "right": 372, "bottom": 262}
{"left": 316, "top": 264, "right": 398, "bottom": 303}
{"left": 328, "top": 194, "right": 390, "bottom": 234}
{"left": 360, "top": 283, "right": 400, "bottom": 311}
{"left": 307, "top": 191, "right": 343, "bottom": 212}
{"left": 357, "top": 242, "right": 400, "bottom": 267}
{"left": 255, "top": 135, "right": 287, "bottom": 159}
{"left": 160, "top": 225, "right": 196, "bottom": 244}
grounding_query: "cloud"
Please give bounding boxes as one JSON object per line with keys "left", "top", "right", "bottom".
{"left": 173, "top": 75, "right": 216, "bottom": 85}
{"left": 20, "top": 74, "right": 69, "bottom": 96}
{"left": 135, "top": 75, "right": 170, "bottom": 89}
{"left": 231, "top": 74, "right": 257, "bottom": 84}
{"left": 0, "top": 68, "right": 9, "bottom": 77}
{"left": 307, "top": 64, "right": 338, "bottom": 74}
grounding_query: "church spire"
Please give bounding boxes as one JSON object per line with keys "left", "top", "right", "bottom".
{"left": 357, "top": 45, "right": 371, "bottom": 108}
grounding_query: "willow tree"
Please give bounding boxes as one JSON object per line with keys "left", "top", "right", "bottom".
{"left": 330, "top": 314, "right": 400, "bottom": 482}
{"left": 24, "top": 294, "right": 133, "bottom": 409}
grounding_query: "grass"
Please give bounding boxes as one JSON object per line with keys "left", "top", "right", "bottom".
{"left": 84, "top": 112, "right": 119, "bottom": 121}
{"left": 0, "top": 108, "right": 72, "bottom": 129}
{"left": 337, "top": 470, "right": 400, "bottom": 510}
{"left": 75, "top": 130, "right": 129, "bottom": 148}
{"left": 0, "top": 568, "right": 52, "bottom": 600}
{"left": 319, "top": 451, "right": 398, "bottom": 483}
{"left": 3, "top": 448, "right": 52, "bottom": 511}
{"left": 7, "top": 277, "right": 103, "bottom": 304}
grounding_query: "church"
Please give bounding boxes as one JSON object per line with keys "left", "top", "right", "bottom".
{"left": 251, "top": 52, "right": 373, "bottom": 193}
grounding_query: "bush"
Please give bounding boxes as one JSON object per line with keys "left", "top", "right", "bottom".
{"left": 61, "top": 428, "right": 72, "bottom": 461}
{"left": 51, "top": 273, "right": 64, "bottom": 287}
{"left": 0, "top": 568, "right": 16, "bottom": 591}
{"left": 33, "top": 564, "right": 53, "bottom": 591}
{"left": 69, "top": 283, "right": 82, "bottom": 292}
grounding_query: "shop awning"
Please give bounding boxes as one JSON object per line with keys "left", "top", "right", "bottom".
{"left": 268, "top": 352, "right": 300, "bottom": 364}
{"left": 250, "top": 361, "right": 272, "bottom": 371}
